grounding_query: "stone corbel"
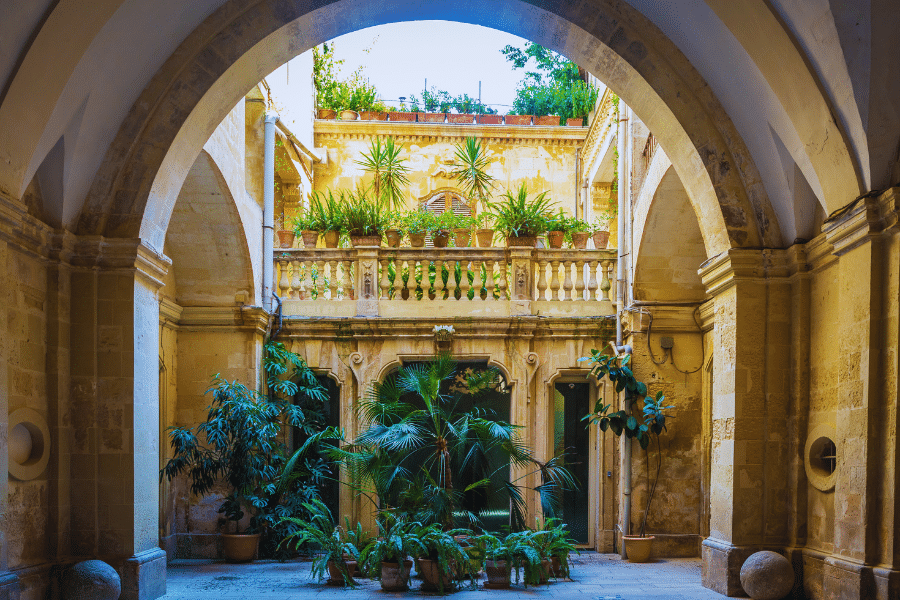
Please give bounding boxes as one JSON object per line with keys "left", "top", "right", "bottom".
{"left": 524, "top": 352, "right": 541, "bottom": 402}
{"left": 347, "top": 351, "right": 365, "bottom": 384}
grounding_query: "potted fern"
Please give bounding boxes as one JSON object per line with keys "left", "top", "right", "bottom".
{"left": 342, "top": 185, "right": 388, "bottom": 246}
{"left": 291, "top": 212, "right": 319, "bottom": 248}
{"left": 474, "top": 531, "right": 546, "bottom": 589}
{"left": 360, "top": 514, "right": 421, "bottom": 591}
{"left": 309, "top": 190, "right": 345, "bottom": 248}
{"left": 278, "top": 499, "right": 359, "bottom": 587}
{"left": 414, "top": 524, "right": 476, "bottom": 594}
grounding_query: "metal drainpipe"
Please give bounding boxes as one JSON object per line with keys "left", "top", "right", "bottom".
{"left": 616, "top": 105, "right": 631, "bottom": 556}
{"left": 263, "top": 113, "right": 277, "bottom": 313}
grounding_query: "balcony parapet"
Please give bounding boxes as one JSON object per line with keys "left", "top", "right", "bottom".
{"left": 274, "top": 247, "right": 617, "bottom": 318}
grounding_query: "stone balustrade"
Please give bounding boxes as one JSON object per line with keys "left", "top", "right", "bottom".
{"left": 274, "top": 246, "right": 617, "bottom": 318}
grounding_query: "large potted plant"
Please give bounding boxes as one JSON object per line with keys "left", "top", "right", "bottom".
{"left": 491, "top": 183, "right": 554, "bottom": 247}
{"left": 474, "top": 531, "right": 546, "bottom": 589}
{"left": 581, "top": 349, "right": 673, "bottom": 562}
{"left": 309, "top": 189, "right": 345, "bottom": 248}
{"left": 414, "top": 524, "right": 475, "bottom": 594}
{"left": 278, "top": 499, "right": 359, "bottom": 587}
{"left": 342, "top": 185, "right": 388, "bottom": 246}
{"left": 359, "top": 514, "right": 421, "bottom": 591}
{"left": 399, "top": 208, "right": 435, "bottom": 248}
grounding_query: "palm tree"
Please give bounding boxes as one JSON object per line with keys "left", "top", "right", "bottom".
{"left": 355, "top": 136, "right": 410, "bottom": 210}
{"left": 334, "top": 354, "right": 576, "bottom": 530}
{"left": 450, "top": 137, "right": 495, "bottom": 210}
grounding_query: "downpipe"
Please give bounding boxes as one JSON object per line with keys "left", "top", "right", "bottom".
{"left": 616, "top": 107, "right": 632, "bottom": 558}
{"left": 262, "top": 114, "right": 277, "bottom": 313}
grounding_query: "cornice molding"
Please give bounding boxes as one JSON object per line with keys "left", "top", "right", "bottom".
{"left": 314, "top": 120, "right": 587, "bottom": 147}
{"left": 581, "top": 89, "right": 617, "bottom": 176}
{"left": 177, "top": 305, "right": 268, "bottom": 333}
{"left": 68, "top": 236, "right": 171, "bottom": 289}
{"left": 698, "top": 299, "right": 716, "bottom": 332}
{"left": 699, "top": 248, "right": 797, "bottom": 297}
{"left": 0, "top": 191, "right": 50, "bottom": 258}
{"left": 822, "top": 187, "right": 900, "bottom": 256}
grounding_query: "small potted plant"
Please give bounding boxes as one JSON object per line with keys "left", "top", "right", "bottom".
{"left": 566, "top": 217, "right": 592, "bottom": 249}
{"left": 309, "top": 190, "right": 345, "bottom": 248}
{"left": 278, "top": 499, "right": 359, "bottom": 587}
{"left": 276, "top": 218, "right": 296, "bottom": 248}
{"left": 474, "top": 531, "right": 546, "bottom": 589}
{"left": 534, "top": 115, "right": 561, "bottom": 126}
{"left": 432, "top": 211, "right": 457, "bottom": 248}
{"left": 414, "top": 524, "right": 475, "bottom": 594}
{"left": 491, "top": 183, "right": 554, "bottom": 247}
{"left": 531, "top": 518, "right": 578, "bottom": 579}
{"left": 384, "top": 211, "right": 404, "bottom": 248}
{"left": 342, "top": 185, "right": 388, "bottom": 246}
{"left": 474, "top": 212, "right": 496, "bottom": 247}
{"left": 545, "top": 210, "right": 568, "bottom": 249}
{"left": 446, "top": 212, "right": 474, "bottom": 247}
{"left": 400, "top": 208, "right": 435, "bottom": 248}
{"left": 360, "top": 514, "right": 421, "bottom": 591}
{"left": 317, "top": 108, "right": 336, "bottom": 120}
{"left": 591, "top": 211, "right": 614, "bottom": 249}
{"left": 505, "top": 114, "right": 533, "bottom": 126}
{"left": 291, "top": 212, "right": 320, "bottom": 248}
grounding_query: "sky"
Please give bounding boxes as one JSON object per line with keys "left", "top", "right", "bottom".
{"left": 266, "top": 21, "right": 533, "bottom": 122}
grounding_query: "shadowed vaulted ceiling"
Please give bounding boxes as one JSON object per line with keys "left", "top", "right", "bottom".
{"left": 0, "top": 0, "right": 897, "bottom": 253}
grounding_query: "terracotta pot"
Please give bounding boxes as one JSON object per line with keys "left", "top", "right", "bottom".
{"left": 507, "top": 234, "right": 537, "bottom": 247}
{"left": 339, "top": 110, "right": 358, "bottom": 121}
{"left": 418, "top": 558, "right": 454, "bottom": 592}
{"left": 276, "top": 230, "right": 295, "bottom": 248}
{"left": 550, "top": 555, "right": 566, "bottom": 578}
{"left": 566, "top": 117, "right": 585, "bottom": 127}
{"left": 317, "top": 109, "right": 336, "bottom": 120}
{"left": 388, "top": 111, "right": 415, "bottom": 122}
{"left": 534, "top": 115, "right": 560, "bottom": 126}
{"left": 326, "top": 559, "right": 356, "bottom": 586}
{"left": 547, "top": 230, "right": 565, "bottom": 249}
{"left": 484, "top": 560, "right": 510, "bottom": 589}
{"left": 408, "top": 232, "right": 426, "bottom": 248}
{"left": 623, "top": 535, "right": 654, "bottom": 563}
{"left": 350, "top": 234, "right": 382, "bottom": 247}
{"left": 301, "top": 230, "right": 319, "bottom": 248}
{"left": 221, "top": 533, "right": 259, "bottom": 563}
{"left": 342, "top": 555, "right": 359, "bottom": 577}
{"left": 477, "top": 114, "right": 503, "bottom": 125}
{"left": 448, "top": 113, "right": 475, "bottom": 124}
{"left": 422, "top": 112, "right": 446, "bottom": 123}
{"left": 432, "top": 230, "right": 450, "bottom": 248}
{"left": 453, "top": 228, "right": 471, "bottom": 247}
{"left": 476, "top": 229, "right": 494, "bottom": 247}
{"left": 571, "top": 231, "right": 590, "bottom": 249}
{"left": 505, "top": 114, "right": 532, "bottom": 125}
{"left": 380, "top": 560, "right": 413, "bottom": 591}
{"left": 592, "top": 230, "right": 610, "bottom": 249}
{"left": 359, "top": 110, "right": 386, "bottom": 121}
{"left": 323, "top": 230, "right": 340, "bottom": 248}
{"left": 385, "top": 229, "right": 402, "bottom": 248}
{"left": 537, "top": 559, "right": 553, "bottom": 584}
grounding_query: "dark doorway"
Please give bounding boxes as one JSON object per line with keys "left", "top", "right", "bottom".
{"left": 553, "top": 381, "right": 590, "bottom": 543}
{"left": 294, "top": 374, "right": 341, "bottom": 518}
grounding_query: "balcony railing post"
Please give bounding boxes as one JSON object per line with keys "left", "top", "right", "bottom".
{"left": 355, "top": 247, "right": 380, "bottom": 316}
{"left": 508, "top": 247, "right": 534, "bottom": 315}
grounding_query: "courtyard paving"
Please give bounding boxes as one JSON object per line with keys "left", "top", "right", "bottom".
{"left": 162, "top": 552, "right": 729, "bottom": 599}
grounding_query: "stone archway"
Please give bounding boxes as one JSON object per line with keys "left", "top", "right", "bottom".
{"left": 75, "top": 0, "right": 783, "bottom": 258}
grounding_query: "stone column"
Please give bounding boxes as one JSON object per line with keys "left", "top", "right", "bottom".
{"left": 821, "top": 190, "right": 900, "bottom": 599}
{"left": 698, "top": 249, "right": 794, "bottom": 596}
{"left": 69, "top": 239, "right": 170, "bottom": 600}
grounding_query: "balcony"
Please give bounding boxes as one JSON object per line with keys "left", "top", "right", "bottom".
{"left": 275, "top": 246, "right": 617, "bottom": 318}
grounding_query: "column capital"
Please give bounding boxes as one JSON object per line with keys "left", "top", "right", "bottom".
{"left": 823, "top": 186, "right": 900, "bottom": 256}
{"left": 698, "top": 247, "right": 800, "bottom": 297}
{"left": 68, "top": 236, "right": 171, "bottom": 289}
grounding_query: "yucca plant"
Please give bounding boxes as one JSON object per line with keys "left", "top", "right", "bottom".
{"left": 491, "top": 183, "right": 555, "bottom": 239}
{"left": 451, "top": 137, "right": 495, "bottom": 208}
{"left": 356, "top": 136, "right": 410, "bottom": 210}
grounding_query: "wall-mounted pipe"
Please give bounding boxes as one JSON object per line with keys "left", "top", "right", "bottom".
{"left": 616, "top": 106, "right": 631, "bottom": 556}
{"left": 262, "top": 114, "right": 277, "bottom": 313}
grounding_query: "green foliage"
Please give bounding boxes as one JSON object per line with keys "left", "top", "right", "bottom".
{"left": 406, "top": 87, "right": 498, "bottom": 114}
{"left": 474, "top": 212, "right": 495, "bottom": 229}
{"left": 398, "top": 207, "right": 437, "bottom": 235}
{"left": 342, "top": 185, "right": 390, "bottom": 236}
{"left": 474, "top": 530, "right": 547, "bottom": 587}
{"left": 278, "top": 499, "right": 359, "bottom": 586}
{"left": 531, "top": 518, "right": 578, "bottom": 578}
{"left": 309, "top": 189, "right": 345, "bottom": 232}
{"left": 359, "top": 513, "right": 422, "bottom": 583}
{"left": 355, "top": 137, "right": 410, "bottom": 210}
{"left": 437, "top": 210, "right": 473, "bottom": 231}
{"left": 313, "top": 42, "right": 384, "bottom": 112}
{"left": 502, "top": 42, "right": 600, "bottom": 122}
{"left": 450, "top": 137, "right": 495, "bottom": 205}
{"left": 414, "top": 523, "right": 478, "bottom": 593}
{"left": 579, "top": 349, "right": 674, "bottom": 537}
{"left": 489, "top": 183, "right": 555, "bottom": 238}
{"left": 290, "top": 211, "right": 317, "bottom": 234}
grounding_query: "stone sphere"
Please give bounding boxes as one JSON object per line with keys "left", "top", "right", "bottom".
{"left": 740, "top": 551, "right": 794, "bottom": 600}
{"left": 60, "top": 560, "right": 121, "bottom": 600}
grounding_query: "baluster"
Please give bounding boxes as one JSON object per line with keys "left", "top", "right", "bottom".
{"left": 328, "top": 259, "right": 339, "bottom": 300}
{"left": 447, "top": 259, "right": 458, "bottom": 300}
{"left": 574, "top": 260, "right": 585, "bottom": 301}
{"left": 392, "top": 258, "right": 404, "bottom": 300}
{"left": 380, "top": 258, "right": 391, "bottom": 299}
{"left": 600, "top": 260, "right": 612, "bottom": 303}
{"left": 278, "top": 258, "right": 290, "bottom": 298}
{"left": 299, "top": 259, "right": 311, "bottom": 300}
{"left": 536, "top": 259, "right": 548, "bottom": 300}
{"left": 342, "top": 259, "right": 353, "bottom": 299}
{"left": 459, "top": 260, "right": 471, "bottom": 300}
{"left": 472, "top": 259, "right": 483, "bottom": 301}
{"left": 434, "top": 259, "right": 445, "bottom": 300}
{"left": 290, "top": 259, "right": 301, "bottom": 299}
{"left": 498, "top": 260, "right": 509, "bottom": 300}
{"left": 562, "top": 260, "right": 574, "bottom": 300}
{"left": 484, "top": 260, "right": 495, "bottom": 301}
{"left": 405, "top": 259, "right": 417, "bottom": 300}
{"left": 549, "top": 260, "right": 561, "bottom": 301}
{"left": 587, "top": 259, "right": 599, "bottom": 301}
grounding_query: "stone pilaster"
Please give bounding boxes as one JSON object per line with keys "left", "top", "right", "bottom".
{"left": 68, "top": 237, "right": 171, "bottom": 600}
{"left": 698, "top": 249, "right": 796, "bottom": 596}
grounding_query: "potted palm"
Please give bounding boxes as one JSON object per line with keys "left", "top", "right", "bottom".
{"left": 582, "top": 349, "right": 674, "bottom": 562}
{"left": 360, "top": 514, "right": 421, "bottom": 591}
{"left": 278, "top": 499, "right": 359, "bottom": 587}
{"left": 342, "top": 185, "right": 388, "bottom": 246}
{"left": 309, "top": 189, "right": 345, "bottom": 248}
{"left": 491, "top": 184, "right": 555, "bottom": 247}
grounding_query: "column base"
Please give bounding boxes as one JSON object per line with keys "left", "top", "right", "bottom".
{"left": 701, "top": 538, "right": 755, "bottom": 597}
{"left": 0, "top": 572, "right": 19, "bottom": 600}
{"left": 822, "top": 555, "right": 900, "bottom": 600}
{"left": 121, "top": 548, "right": 167, "bottom": 600}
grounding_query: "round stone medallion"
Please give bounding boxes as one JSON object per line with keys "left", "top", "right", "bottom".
{"left": 740, "top": 551, "right": 794, "bottom": 600}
